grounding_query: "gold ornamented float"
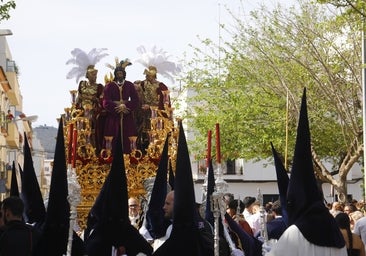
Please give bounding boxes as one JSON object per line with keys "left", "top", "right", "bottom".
{"left": 62, "top": 89, "right": 178, "bottom": 230}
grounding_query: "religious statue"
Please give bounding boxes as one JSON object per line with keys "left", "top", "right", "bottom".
{"left": 66, "top": 48, "right": 108, "bottom": 155}
{"left": 135, "top": 45, "right": 182, "bottom": 153}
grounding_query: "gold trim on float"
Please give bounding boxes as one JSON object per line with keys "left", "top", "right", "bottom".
{"left": 62, "top": 92, "right": 178, "bottom": 230}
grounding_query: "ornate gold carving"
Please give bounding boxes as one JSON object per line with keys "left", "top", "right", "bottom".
{"left": 63, "top": 89, "right": 177, "bottom": 230}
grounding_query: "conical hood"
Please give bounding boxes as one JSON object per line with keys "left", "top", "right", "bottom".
{"left": 145, "top": 135, "right": 171, "bottom": 239}
{"left": 33, "top": 117, "right": 85, "bottom": 256}
{"left": 286, "top": 88, "right": 344, "bottom": 247}
{"left": 270, "top": 142, "right": 288, "bottom": 226}
{"left": 153, "top": 120, "right": 203, "bottom": 256}
{"left": 224, "top": 212, "right": 263, "bottom": 256}
{"left": 22, "top": 132, "right": 46, "bottom": 225}
{"left": 10, "top": 161, "right": 19, "bottom": 197}
{"left": 85, "top": 131, "right": 128, "bottom": 240}
{"left": 172, "top": 121, "right": 197, "bottom": 229}
{"left": 18, "top": 163, "right": 23, "bottom": 180}
{"left": 204, "top": 159, "right": 215, "bottom": 227}
{"left": 168, "top": 159, "right": 174, "bottom": 190}
{"left": 85, "top": 129, "right": 152, "bottom": 256}
{"left": 44, "top": 117, "right": 69, "bottom": 231}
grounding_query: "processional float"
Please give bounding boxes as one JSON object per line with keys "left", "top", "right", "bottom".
{"left": 61, "top": 89, "right": 178, "bottom": 230}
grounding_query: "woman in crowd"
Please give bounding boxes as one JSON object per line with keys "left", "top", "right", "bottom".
{"left": 335, "top": 212, "right": 365, "bottom": 256}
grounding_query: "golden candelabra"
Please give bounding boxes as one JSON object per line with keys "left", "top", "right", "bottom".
{"left": 62, "top": 90, "right": 177, "bottom": 230}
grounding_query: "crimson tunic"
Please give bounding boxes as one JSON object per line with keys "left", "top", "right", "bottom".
{"left": 103, "top": 80, "right": 139, "bottom": 154}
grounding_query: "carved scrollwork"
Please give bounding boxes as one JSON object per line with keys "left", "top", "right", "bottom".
{"left": 64, "top": 90, "right": 178, "bottom": 230}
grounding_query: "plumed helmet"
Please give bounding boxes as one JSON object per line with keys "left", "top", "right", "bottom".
{"left": 143, "top": 66, "right": 157, "bottom": 78}
{"left": 135, "top": 45, "right": 182, "bottom": 83}
{"left": 66, "top": 48, "right": 108, "bottom": 83}
{"left": 86, "top": 65, "right": 98, "bottom": 76}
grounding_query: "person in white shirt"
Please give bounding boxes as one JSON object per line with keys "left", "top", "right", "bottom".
{"left": 247, "top": 200, "right": 261, "bottom": 235}
{"left": 242, "top": 196, "right": 256, "bottom": 220}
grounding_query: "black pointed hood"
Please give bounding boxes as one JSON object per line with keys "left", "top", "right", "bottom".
{"left": 33, "top": 117, "right": 85, "bottom": 256}
{"left": 270, "top": 142, "right": 289, "bottom": 226}
{"left": 224, "top": 212, "right": 262, "bottom": 256}
{"left": 286, "top": 88, "right": 344, "bottom": 248}
{"left": 85, "top": 129, "right": 152, "bottom": 256}
{"left": 145, "top": 135, "right": 171, "bottom": 239}
{"left": 204, "top": 159, "right": 215, "bottom": 227}
{"left": 22, "top": 132, "right": 46, "bottom": 225}
{"left": 168, "top": 159, "right": 175, "bottom": 190}
{"left": 18, "top": 163, "right": 23, "bottom": 180}
{"left": 153, "top": 121, "right": 203, "bottom": 256}
{"left": 44, "top": 117, "right": 69, "bottom": 232}
{"left": 10, "top": 161, "right": 19, "bottom": 197}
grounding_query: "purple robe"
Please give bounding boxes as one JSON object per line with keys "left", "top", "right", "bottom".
{"left": 103, "top": 80, "right": 139, "bottom": 154}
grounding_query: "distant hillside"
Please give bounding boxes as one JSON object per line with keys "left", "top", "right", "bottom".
{"left": 33, "top": 125, "right": 57, "bottom": 159}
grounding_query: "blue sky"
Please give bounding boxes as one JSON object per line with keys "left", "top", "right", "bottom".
{"left": 1, "top": 0, "right": 290, "bottom": 127}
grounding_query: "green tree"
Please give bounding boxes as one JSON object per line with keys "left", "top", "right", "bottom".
{"left": 181, "top": 0, "right": 363, "bottom": 201}
{"left": 0, "top": 1, "right": 15, "bottom": 22}
{"left": 317, "top": 0, "right": 366, "bottom": 17}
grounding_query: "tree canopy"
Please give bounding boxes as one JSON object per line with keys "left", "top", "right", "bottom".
{"left": 180, "top": 0, "right": 363, "bottom": 199}
{"left": 0, "top": 1, "right": 15, "bottom": 22}
{"left": 317, "top": 0, "right": 366, "bottom": 17}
